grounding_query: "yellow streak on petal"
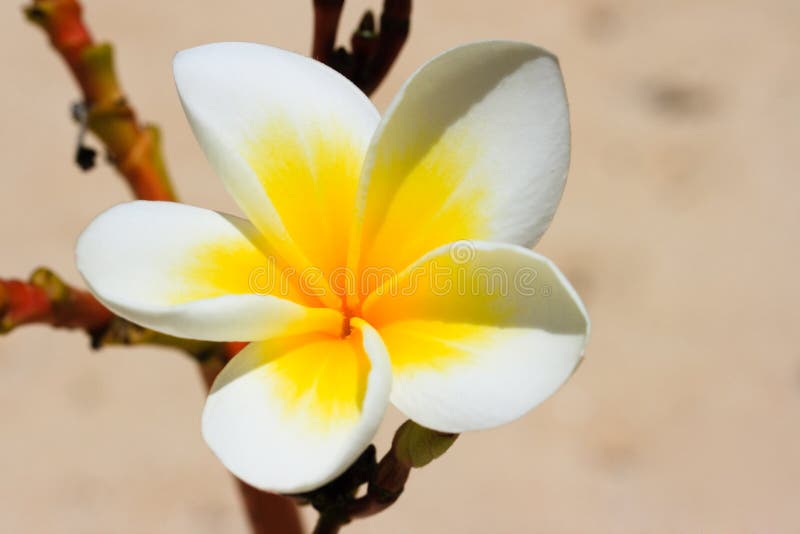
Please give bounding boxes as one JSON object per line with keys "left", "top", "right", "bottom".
{"left": 244, "top": 115, "right": 365, "bottom": 296}
{"left": 258, "top": 332, "right": 370, "bottom": 431}
{"left": 358, "top": 127, "right": 490, "bottom": 295}
{"left": 170, "top": 238, "right": 269, "bottom": 304}
{"left": 377, "top": 320, "right": 492, "bottom": 372}
{"left": 362, "top": 247, "right": 518, "bottom": 328}
{"left": 171, "top": 233, "right": 322, "bottom": 306}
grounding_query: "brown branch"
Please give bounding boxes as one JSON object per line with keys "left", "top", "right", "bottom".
{"left": 358, "top": 0, "right": 411, "bottom": 96}
{"left": 237, "top": 483, "right": 305, "bottom": 534}
{"left": 0, "top": 268, "right": 237, "bottom": 358}
{"left": 24, "top": 0, "right": 175, "bottom": 201}
{"left": 312, "top": 0, "right": 411, "bottom": 96}
{"left": 0, "top": 268, "right": 111, "bottom": 335}
{"left": 312, "top": 0, "right": 345, "bottom": 64}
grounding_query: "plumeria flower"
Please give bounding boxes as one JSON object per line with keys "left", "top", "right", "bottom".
{"left": 76, "top": 41, "right": 590, "bottom": 493}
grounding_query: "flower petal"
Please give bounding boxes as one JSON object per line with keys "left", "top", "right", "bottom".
{"left": 76, "top": 201, "right": 340, "bottom": 341}
{"left": 362, "top": 241, "right": 589, "bottom": 433}
{"left": 174, "top": 42, "right": 380, "bottom": 301}
{"left": 202, "top": 319, "right": 391, "bottom": 493}
{"left": 351, "top": 41, "right": 570, "bottom": 295}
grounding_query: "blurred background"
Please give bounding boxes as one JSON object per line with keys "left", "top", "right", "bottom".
{"left": 1, "top": 0, "right": 799, "bottom": 532}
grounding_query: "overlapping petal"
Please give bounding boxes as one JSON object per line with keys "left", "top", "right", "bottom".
{"left": 174, "top": 42, "right": 380, "bottom": 302}
{"left": 362, "top": 241, "right": 589, "bottom": 433}
{"left": 76, "top": 201, "right": 340, "bottom": 341}
{"left": 351, "top": 41, "right": 571, "bottom": 296}
{"left": 203, "top": 319, "right": 391, "bottom": 492}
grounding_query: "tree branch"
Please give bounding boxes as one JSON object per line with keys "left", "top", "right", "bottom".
{"left": 357, "top": 0, "right": 411, "bottom": 96}
{"left": 24, "top": 0, "right": 176, "bottom": 201}
{"left": 312, "top": 0, "right": 411, "bottom": 96}
{"left": 0, "top": 267, "right": 110, "bottom": 335}
{"left": 0, "top": 268, "right": 238, "bottom": 359}
{"left": 312, "top": 0, "right": 345, "bottom": 64}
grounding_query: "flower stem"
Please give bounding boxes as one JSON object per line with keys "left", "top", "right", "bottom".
{"left": 308, "top": 421, "right": 458, "bottom": 533}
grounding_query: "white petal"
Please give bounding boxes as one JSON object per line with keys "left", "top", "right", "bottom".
{"left": 202, "top": 320, "right": 391, "bottom": 493}
{"left": 76, "top": 201, "right": 340, "bottom": 341}
{"left": 174, "top": 42, "right": 380, "bottom": 300}
{"left": 351, "top": 41, "right": 570, "bottom": 294}
{"left": 362, "top": 241, "right": 589, "bottom": 433}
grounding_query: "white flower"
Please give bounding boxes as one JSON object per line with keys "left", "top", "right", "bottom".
{"left": 76, "top": 41, "right": 590, "bottom": 493}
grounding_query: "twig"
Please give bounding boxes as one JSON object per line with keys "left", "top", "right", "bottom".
{"left": 312, "top": 0, "right": 345, "bottom": 64}
{"left": 0, "top": 268, "right": 111, "bottom": 336}
{"left": 312, "top": 0, "right": 411, "bottom": 96}
{"left": 24, "top": 0, "right": 175, "bottom": 201}
{"left": 0, "top": 268, "right": 240, "bottom": 360}
{"left": 357, "top": 0, "right": 411, "bottom": 96}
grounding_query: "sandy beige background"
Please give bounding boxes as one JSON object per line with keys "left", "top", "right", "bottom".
{"left": 2, "top": 0, "right": 799, "bottom": 532}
